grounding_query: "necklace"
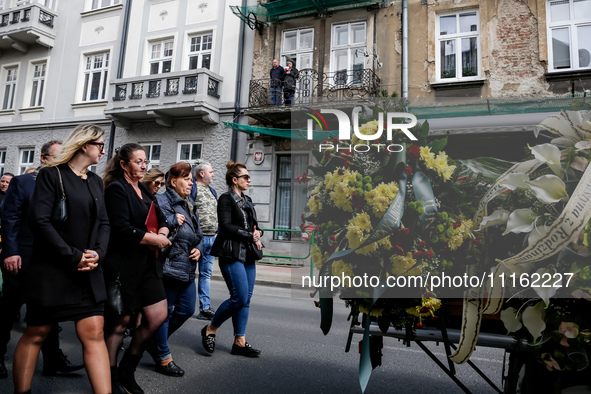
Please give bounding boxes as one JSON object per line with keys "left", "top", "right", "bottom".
{"left": 68, "top": 163, "right": 88, "bottom": 176}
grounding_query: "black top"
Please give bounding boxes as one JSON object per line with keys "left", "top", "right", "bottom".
{"left": 103, "top": 177, "right": 167, "bottom": 281}
{"left": 210, "top": 190, "right": 261, "bottom": 262}
{"left": 26, "top": 164, "right": 110, "bottom": 307}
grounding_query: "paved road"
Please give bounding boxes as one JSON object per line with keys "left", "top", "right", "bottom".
{"left": 1, "top": 282, "right": 506, "bottom": 393}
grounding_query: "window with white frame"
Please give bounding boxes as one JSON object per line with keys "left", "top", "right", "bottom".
{"left": 142, "top": 143, "right": 161, "bottom": 169}
{"left": 281, "top": 28, "right": 314, "bottom": 70}
{"left": 331, "top": 22, "right": 366, "bottom": 85}
{"left": 150, "top": 40, "right": 174, "bottom": 74}
{"left": 82, "top": 52, "right": 109, "bottom": 101}
{"left": 436, "top": 10, "right": 480, "bottom": 81}
{"left": 547, "top": 0, "right": 591, "bottom": 71}
{"left": 177, "top": 142, "right": 202, "bottom": 169}
{"left": 2, "top": 66, "right": 18, "bottom": 110}
{"left": 188, "top": 33, "right": 212, "bottom": 70}
{"left": 0, "top": 150, "right": 6, "bottom": 176}
{"left": 39, "top": 0, "right": 55, "bottom": 9}
{"left": 19, "top": 148, "right": 34, "bottom": 175}
{"left": 92, "top": 0, "right": 120, "bottom": 10}
{"left": 30, "top": 62, "right": 46, "bottom": 107}
{"left": 274, "top": 155, "right": 308, "bottom": 241}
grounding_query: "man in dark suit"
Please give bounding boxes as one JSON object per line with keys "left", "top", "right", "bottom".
{"left": 0, "top": 140, "right": 83, "bottom": 379}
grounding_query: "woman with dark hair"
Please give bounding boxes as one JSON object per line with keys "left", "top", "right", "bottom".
{"left": 13, "top": 124, "right": 110, "bottom": 393}
{"left": 149, "top": 162, "right": 204, "bottom": 376}
{"left": 201, "top": 161, "right": 263, "bottom": 358}
{"left": 141, "top": 167, "right": 165, "bottom": 195}
{"left": 103, "top": 143, "right": 171, "bottom": 394}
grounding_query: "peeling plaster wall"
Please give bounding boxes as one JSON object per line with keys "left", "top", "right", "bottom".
{"left": 487, "top": 0, "right": 550, "bottom": 97}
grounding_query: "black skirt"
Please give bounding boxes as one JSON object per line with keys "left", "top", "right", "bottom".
{"left": 25, "top": 285, "right": 104, "bottom": 326}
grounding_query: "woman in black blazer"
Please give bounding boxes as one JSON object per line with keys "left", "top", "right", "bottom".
{"left": 102, "top": 143, "right": 171, "bottom": 394}
{"left": 201, "top": 161, "right": 263, "bottom": 358}
{"left": 13, "top": 124, "right": 111, "bottom": 394}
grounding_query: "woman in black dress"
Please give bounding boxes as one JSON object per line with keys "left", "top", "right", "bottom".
{"left": 103, "top": 143, "right": 171, "bottom": 394}
{"left": 13, "top": 124, "right": 110, "bottom": 394}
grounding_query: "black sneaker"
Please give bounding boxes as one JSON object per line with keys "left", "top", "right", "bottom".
{"left": 196, "top": 308, "right": 215, "bottom": 320}
{"left": 230, "top": 342, "right": 261, "bottom": 358}
{"left": 155, "top": 361, "right": 184, "bottom": 377}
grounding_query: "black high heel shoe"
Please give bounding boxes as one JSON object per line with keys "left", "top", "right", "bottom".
{"left": 201, "top": 325, "right": 216, "bottom": 354}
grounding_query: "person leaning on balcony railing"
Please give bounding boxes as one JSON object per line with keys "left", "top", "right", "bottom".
{"left": 269, "top": 59, "right": 286, "bottom": 107}
{"left": 283, "top": 61, "right": 299, "bottom": 106}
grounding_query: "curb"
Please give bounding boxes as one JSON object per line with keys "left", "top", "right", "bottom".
{"left": 211, "top": 274, "right": 293, "bottom": 289}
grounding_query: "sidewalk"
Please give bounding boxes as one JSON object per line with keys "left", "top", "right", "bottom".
{"left": 211, "top": 258, "right": 308, "bottom": 288}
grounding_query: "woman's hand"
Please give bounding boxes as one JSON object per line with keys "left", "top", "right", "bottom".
{"left": 189, "top": 248, "right": 201, "bottom": 261}
{"left": 253, "top": 226, "right": 261, "bottom": 243}
{"left": 153, "top": 233, "right": 172, "bottom": 249}
{"left": 176, "top": 213, "right": 186, "bottom": 226}
{"left": 77, "top": 249, "right": 99, "bottom": 271}
{"left": 255, "top": 240, "right": 263, "bottom": 250}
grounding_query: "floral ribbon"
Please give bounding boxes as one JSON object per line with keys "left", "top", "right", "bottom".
{"left": 452, "top": 151, "right": 591, "bottom": 364}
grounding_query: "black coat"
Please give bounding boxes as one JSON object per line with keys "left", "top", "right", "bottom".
{"left": 103, "top": 177, "right": 167, "bottom": 281}
{"left": 26, "top": 164, "right": 110, "bottom": 307}
{"left": 1, "top": 171, "right": 37, "bottom": 264}
{"left": 284, "top": 67, "right": 299, "bottom": 90}
{"left": 210, "top": 190, "right": 261, "bottom": 262}
{"left": 155, "top": 188, "right": 204, "bottom": 283}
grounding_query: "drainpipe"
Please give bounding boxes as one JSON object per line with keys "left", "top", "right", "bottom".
{"left": 231, "top": 0, "right": 247, "bottom": 161}
{"left": 402, "top": 0, "right": 408, "bottom": 98}
{"left": 108, "top": 0, "right": 132, "bottom": 160}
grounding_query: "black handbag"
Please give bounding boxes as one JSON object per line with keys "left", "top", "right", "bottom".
{"left": 159, "top": 225, "right": 179, "bottom": 260}
{"left": 105, "top": 276, "right": 124, "bottom": 317}
{"left": 50, "top": 166, "right": 67, "bottom": 224}
{"left": 249, "top": 242, "right": 264, "bottom": 260}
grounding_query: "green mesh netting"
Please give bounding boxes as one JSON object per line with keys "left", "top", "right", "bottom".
{"left": 230, "top": 0, "right": 383, "bottom": 23}
{"left": 222, "top": 121, "right": 339, "bottom": 141}
{"left": 408, "top": 95, "right": 591, "bottom": 119}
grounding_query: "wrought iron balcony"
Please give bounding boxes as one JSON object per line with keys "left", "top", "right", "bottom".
{"left": 0, "top": 4, "right": 56, "bottom": 50}
{"left": 247, "top": 68, "right": 380, "bottom": 109}
{"left": 105, "top": 69, "right": 223, "bottom": 128}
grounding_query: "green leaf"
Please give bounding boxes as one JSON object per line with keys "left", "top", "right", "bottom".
{"left": 428, "top": 137, "right": 448, "bottom": 154}
{"left": 359, "top": 314, "right": 372, "bottom": 393}
{"left": 319, "top": 296, "right": 333, "bottom": 335}
{"left": 377, "top": 315, "right": 391, "bottom": 334}
{"left": 417, "top": 121, "right": 430, "bottom": 146}
{"left": 458, "top": 157, "right": 515, "bottom": 181}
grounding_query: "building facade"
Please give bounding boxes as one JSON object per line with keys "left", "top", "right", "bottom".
{"left": 0, "top": 0, "right": 254, "bottom": 198}
{"left": 230, "top": 0, "right": 591, "bottom": 254}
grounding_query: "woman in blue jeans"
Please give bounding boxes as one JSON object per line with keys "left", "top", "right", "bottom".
{"left": 152, "top": 162, "right": 204, "bottom": 375}
{"left": 202, "top": 161, "right": 263, "bottom": 357}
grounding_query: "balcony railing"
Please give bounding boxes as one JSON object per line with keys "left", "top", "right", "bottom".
{"left": 106, "top": 69, "right": 224, "bottom": 126}
{"left": 0, "top": 4, "right": 57, "bottom": 48}
{"left": 248, "top": 68, "right": 380, "bottom": 108}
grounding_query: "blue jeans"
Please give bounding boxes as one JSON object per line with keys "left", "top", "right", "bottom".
{"left": 154, "top": 276, "right": 196, "bottom": 360}
{"left": 270, "top": 87, "right": 282, "bottom": 106}
{"left": 198, "top": 236, "right": 215, "bottom": 311}
{"left": 211, "top": 259, "right": 256, "bottom": 337}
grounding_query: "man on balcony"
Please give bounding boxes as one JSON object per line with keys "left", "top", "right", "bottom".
{"left": 269, "top": 59, "right": 286, "bottom": 107}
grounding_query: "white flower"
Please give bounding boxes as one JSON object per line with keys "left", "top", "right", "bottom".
{"left": 525, "top": 175, "right": 569, "bottom": 204}
{"left": 500, "top": 307, "right": 523, "bottom": 334}
{"left": 479, "top": 209, "right": 510, "bottom": 230}
{"left": 504, "top": 209, "right": 538, "bottom": 235}
{"left": 499, "top": 173, "right": 529, "bottom": 190}
{"left": 530, "top": 144, "right": 563, "bottom": 177}
{"left": 522, "top": 301, "right": 546, "bottom": 343}
{"left": 534, "top": 110, "right": 591, "bottom": 148}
